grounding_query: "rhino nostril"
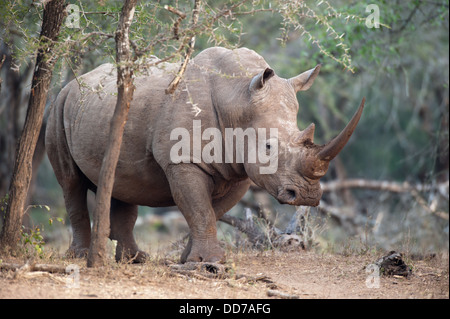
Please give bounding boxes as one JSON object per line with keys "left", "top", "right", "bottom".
{"left": 277, "top": 187, "right": 300, "bottom": 205}
{"left": 286, "top": 188, "right": 297, "bottom": 201}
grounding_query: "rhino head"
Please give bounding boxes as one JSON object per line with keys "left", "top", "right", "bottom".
{"left": 241, "top": 65, "right": 365, "bottom": 207}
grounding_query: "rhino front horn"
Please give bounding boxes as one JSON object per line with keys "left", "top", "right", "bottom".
{"left": 318, "top": 98, "right": 365, "bottom": 161}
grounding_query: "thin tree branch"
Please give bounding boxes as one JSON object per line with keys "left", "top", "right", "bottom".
{"left": 320, "top": 179, "right": 449, "bottom": 220}
{"left": 165, "top": 0, "right": 201, "bottom": 94}
{"left": 321, "top": 179, "right": 449, "bottom": 196}
{"left": 164, "top": 5, "right": 187, "bottom": 40}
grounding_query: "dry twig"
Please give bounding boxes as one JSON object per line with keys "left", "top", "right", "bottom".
{"left": 166, "top": 0, "right": 201, "bottom": 94}
{"left": 267, "top": 289, "right": 299, "bottom": 299}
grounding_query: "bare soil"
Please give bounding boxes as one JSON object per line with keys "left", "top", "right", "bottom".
{"left": 0, "top": 250, "right": 448, "bottom": 299}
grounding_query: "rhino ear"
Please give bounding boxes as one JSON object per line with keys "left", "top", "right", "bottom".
{"left": 249, "top": 68, "right": 275, "bottom": 91}
{"left": 289, "top": 64, "right": 321, "bottom": 92}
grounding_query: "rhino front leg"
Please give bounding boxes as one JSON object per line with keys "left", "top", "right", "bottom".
{"left": 167, "top": 164, "right": 224, "bottom": 263}
{"left": 212, "top": 179, "right": 251, "bottom": 220}
{"left": 180, "top": 179, "right": 250, "bottom": 263}
{"left": 181, "top": 179, "right": 250, "bottom": 263}
{"left": 110, "top": 199, "right": 148, "bottom": 263}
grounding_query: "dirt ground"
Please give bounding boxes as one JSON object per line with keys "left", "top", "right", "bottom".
{"left": 0, "top": 249, "right": 448, "bottom": 300}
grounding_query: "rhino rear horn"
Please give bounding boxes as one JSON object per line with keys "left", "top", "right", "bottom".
{"left": 318, "top": 98, "right": 365, "bottom": 161}
{"left": 294, "top": 123, "right": 315, "bottom": 144}
{"left": 289, "top": 64, "right": 321, "bottom": 92}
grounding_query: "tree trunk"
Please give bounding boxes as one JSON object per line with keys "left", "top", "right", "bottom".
{"left": 87, "top": 0, "right": 137, "bottom": 267}
{"left": 0, "top": 0, "right": 66, "bottom": 254}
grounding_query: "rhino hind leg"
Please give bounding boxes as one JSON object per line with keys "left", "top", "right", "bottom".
{"left": 110, "top": 198, "right": 148, "bottom": 263}
{"left": 45, "top": 112, "right": 91, "bottom": 258}
{"left": 63, "top": 176, "right": 91, "bottom": 259}
{"left": 50, "top": 164, "right": 91, "bottom": 259}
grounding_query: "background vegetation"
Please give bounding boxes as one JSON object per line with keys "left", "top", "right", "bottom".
{"left": 0, "top": 0, "right": 448, "bottom": 257}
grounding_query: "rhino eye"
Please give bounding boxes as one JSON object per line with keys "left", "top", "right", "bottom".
{"left": 265, "top": 142, "right": 272, "bottom": 156}
{"left": 264, "top": 137, "right": 278, "bottom": 155}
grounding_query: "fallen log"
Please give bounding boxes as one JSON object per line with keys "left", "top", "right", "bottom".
{"left": 0, "top": 262, "right": 68, "bottom": 274}
{"left": 219, "top": 207, "right": 312, "bottom": 250}
{"left": 219, "top": 213, "right": 270, "bottom": 246}
{"left": 267, "top": 289, "right": 299, "bottom": 299}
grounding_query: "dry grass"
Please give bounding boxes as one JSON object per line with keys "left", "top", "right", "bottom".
{"left": 1, "top": 245, "right": 448, "bottom": 299}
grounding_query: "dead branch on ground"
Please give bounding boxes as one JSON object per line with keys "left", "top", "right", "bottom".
{"left": 0, "top": 260, "right": 70, "bottom": 283}
{"left": 220, "top": 206, "right": 312, "bottom": 250}
{"left": 0, "top": 262, "right": 67, "bottom": 273}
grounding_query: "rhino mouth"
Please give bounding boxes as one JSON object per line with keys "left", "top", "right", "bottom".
{"left": 276, "top": 185, "right": 321, "bottom": 207}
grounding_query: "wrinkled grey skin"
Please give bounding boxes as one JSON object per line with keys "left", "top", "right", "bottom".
{"left": 45, "top": 47, "right": 357, "bottom": 263}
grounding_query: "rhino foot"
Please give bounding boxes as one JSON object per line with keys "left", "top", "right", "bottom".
{"left": 65, "top": 245, "right": 89, "bottom": 259}
{"left": 185, "top": 246, "right": 225, "bottom": 263}
{"left": 115, "top": 247, "right": 149, "bottom": 264}
{"left": 180, "top": 236, "right": 225, "bottom": 263}
{"left": 65, "top": 244, "right": 148, "bottom": 264}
